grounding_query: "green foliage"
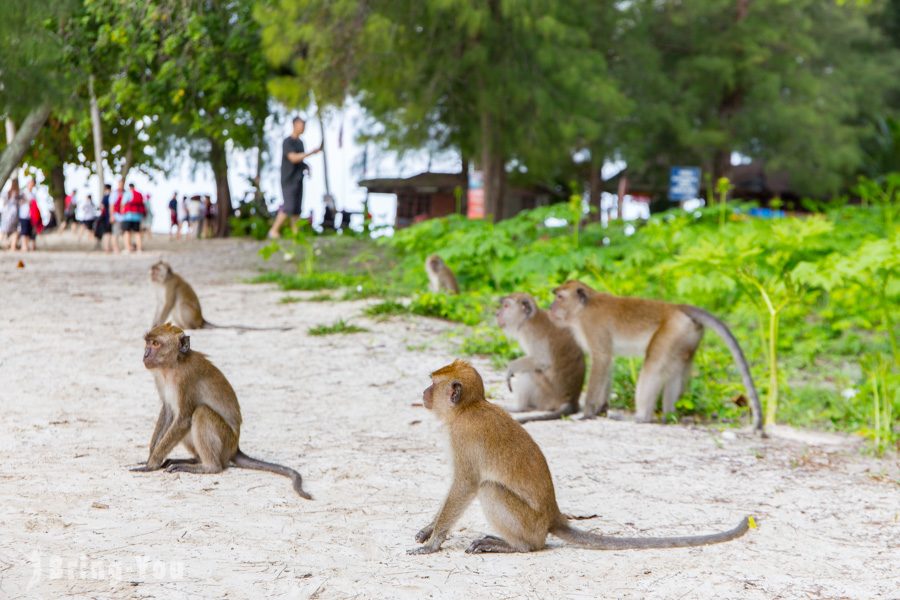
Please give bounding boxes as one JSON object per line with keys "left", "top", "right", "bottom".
{"left": 409, "top": 293, "right": 492, "bottom": 326}
{"left": 230, "top": 215, "right": 271, "bottom": 240}
{"left": 363, "top": 300, "right": 409, "bottom": 317}
{"left": 458, "top": 326, "right": 522, "bottom": 370}
{"left": 307, "top": 319, "right": 368, "bottom": 336}
{"left": 250, "top": 270, "right": 366, "bottom": 291}
{"left": 368, "top": 176, "right": 899, "bottom": 447}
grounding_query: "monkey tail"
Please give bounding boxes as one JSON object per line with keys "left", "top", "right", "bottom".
{"left": 232, "top": 449, "right": 312, "bottom": 499}
{"left": 203, "top": 320, "right": 292, "bottom": 332}
{"left": 679, "top": 305, "right": 765, "bottom": 435}
{"left": 516, "top": 403, "right": 579, "bottom": 424}
{"left": 551, "top": 516, "right": 751, "bottom": 550}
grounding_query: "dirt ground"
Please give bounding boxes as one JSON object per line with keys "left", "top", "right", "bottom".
{"left": 0, "top": 234, "right": 897, "bottom": 599}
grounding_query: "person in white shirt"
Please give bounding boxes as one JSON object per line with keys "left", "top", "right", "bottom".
{"left": 76, "top": 193, "right": 98, "bottom": 241}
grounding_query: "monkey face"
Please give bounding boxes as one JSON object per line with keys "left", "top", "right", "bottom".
{"left": 496, "top": 293, "right": 536, "bottom": 330}
{"left": 149, "top": 261, "right": 171, "bottom": 283}
{"left": 425, "top": 255, "right": 442, "bottom": 272}
{"left": 549, "top": 281, "right": 590, "bottom": 325}
{"left": 425, "top": 360, "right": 485, "bottom": 418}
{"left": 143, "top": 324, "right": 190, "bottom": 369}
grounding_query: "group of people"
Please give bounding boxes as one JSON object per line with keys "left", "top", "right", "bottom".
{"left": 167, "top": 193, "right": 216, "bottom": 240}
{"left": 1, "top": 178, "right": 150, "bottom": 253}
{"left": 1, "top": 178, "right": 44, "bottom": 252}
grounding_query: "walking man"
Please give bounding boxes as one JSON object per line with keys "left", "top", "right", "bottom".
{"left": 268, "top": 116, "right": 322, "bottom": 239}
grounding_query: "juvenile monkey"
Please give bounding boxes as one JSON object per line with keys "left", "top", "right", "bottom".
{"left": 409, "top": 360, "right": 751, "bottom": 554}
{"left": 548, "top": 280, "right": 763, "bottom": 433}
{"left": 496, "top": 293, "right": 585, "bottom": 423}
{"left": 150, "top": 261, "right": 289, "bottom": 331}
{"left": 424, "top": 254, "right": 460, "bottom": 294}
{"left": 131, "top": 323, "right": 311, "bottom": 499}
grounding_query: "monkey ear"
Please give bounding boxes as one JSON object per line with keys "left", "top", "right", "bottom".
{"left": 521, "top": 298, "right": 535, "bottom": 318}
{"left": 576, "top": 287, "right": 588, "bottom": 305}
{"left": 450, "top": 381, "right": 462, "bottom": 404}
{"left": 178, "top": 334, "right": 191, "bottom": 354}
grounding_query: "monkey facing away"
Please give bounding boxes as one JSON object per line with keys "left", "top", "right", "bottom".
{"left": 496, "top": 293, "right": 585, "bottom": 423}
{"left": 408, "top": 360, "right": 751, "bottom": 554}
{"left": 150, "top": 261, "right": 289, "bottom": 331}
{"left": 131, "top": 323, "right": 311, "bottom": 499}
{"left": 548, "top": 280, "right": 764, "bottom": 433}
{"left": 425, "top": 254, "right": 460, "bottom": 294}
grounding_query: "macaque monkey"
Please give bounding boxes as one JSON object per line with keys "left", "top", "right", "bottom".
{"left": 131, "top": 323, "right": 311, "bottom": 499}
{"left": 425, "top": 254, "right": 460, "bottom": 294}
{"left": 496, "top": 293, "right": 585, "bottom": 423}
{"left": 548, "top": 281, "right": 763, "bottom": 433}
{"left": 409, "top": 360, "right": 751, "bottom": 554}
{"left": 150, "top": 261, "right": 289, "bottom": 331}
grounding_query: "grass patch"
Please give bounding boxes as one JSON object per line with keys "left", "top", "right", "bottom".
{"left": 250, "top": 270, "right": 366, "bottom": 291}
{"left": 279, "top": 296, "right": 303, "bottom": 304}
{"left": 364, "top": 300, "right": 409, "bottom": 317}
{"left": 458, "top": 326, "right": 522, "bottom": 369}
{"left": 307, "top": 319, "right": 369, "bottom": 336}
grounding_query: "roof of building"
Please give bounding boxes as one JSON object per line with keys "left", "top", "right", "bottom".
{"left": 358, "top": 172, "right": 464, "bottom": 194}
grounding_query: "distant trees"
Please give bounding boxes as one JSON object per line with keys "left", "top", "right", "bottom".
{"left": 261, "top": 0, "right": 900, "bottom": 213}
{"left": 2, "top": 0, "right": 899, "bottom": 229}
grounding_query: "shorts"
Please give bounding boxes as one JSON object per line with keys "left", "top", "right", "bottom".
{"left": 65, "top": 213, "right": 76, "bottom": 224}
{"left": 18, "top": 219, "right": 34, "bottom": 239}
{"left": 122, "top": 220, "right": 141, "bottom": 232}
{"left": 81, "top": 218, "right": 96, "bottom": 232}
{"left": 280, "top": 180, "right": 304, "bottom": 216}
{"left": 170, "top": 211, "right": 178, "bottom": 226}
{"left": 94, "top": 219, "right": 110, "bottom": 239}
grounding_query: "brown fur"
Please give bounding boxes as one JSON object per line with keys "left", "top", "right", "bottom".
{"left": 548, "top": 280, "right": 763, "bottom": 433}
{"left": 496, "top": 293, "right": 585, "bottom": 422}
{"left": 408, "top": 360, "right": 751, "bottom": 555}
{"left": 149, "top": 261, "right": 290, "bottom": 331}
{"left": 132, "top": 324, "right": 311, "bottom": 499}
{"left": 150, "top": 261, "right": 205, "bottom": 329}
{"left": 425, "top": 254, "right": 460, "bottom": 294}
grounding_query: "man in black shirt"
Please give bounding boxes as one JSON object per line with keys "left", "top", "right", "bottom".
{"left": 268, "top": 116, "right": 323, "bottom": 238}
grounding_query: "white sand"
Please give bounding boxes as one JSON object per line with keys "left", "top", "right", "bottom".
{"left": 0, "top": 235, "right": 897, "bottom": 599}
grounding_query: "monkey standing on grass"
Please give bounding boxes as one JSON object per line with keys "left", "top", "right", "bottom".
{"left": 131, "top": 324, "right": 311, "bottom": 499}
{"left": 549, "top": 280, "right": 764, "bottom": 434}
{"left": 408, "top": 360, "right": 752, "bottom": 555}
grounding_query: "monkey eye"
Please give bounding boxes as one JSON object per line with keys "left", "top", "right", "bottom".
{"left": 151, "top": 340, "right": 160, "bottom": 348}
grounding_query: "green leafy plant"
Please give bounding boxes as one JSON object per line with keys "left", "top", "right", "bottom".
{"left": 307, "top": 319, "right": 369, "bottom": 336}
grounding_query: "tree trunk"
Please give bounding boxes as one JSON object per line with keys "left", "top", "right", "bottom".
{"left": 88, "top": 75, "right": 105, "bottom": 208}
{"left": 0, "top": 103, "right": 52, "bottom": 190}
{"left": 5, "top": 119, "right": 17, "bottom": 188}
{"left": 589, "top": 155, "right": 602, "bottom": 221}
{"left": 120, "top": 136, "right": 134, "bottom": 183}
{"left": 49, "top": 163, "right": 66, "bottom": 222}
{"left": 317, "top": 107, "right": 331, "bottom": 198}
{"left": 616, "top": 173, "right": 628, "bottom": 221}
{"left": 480, "top": 111, "right": 505, "bottom": 220}
{"left": 210, "top": 138, "right": 231, "bottom": 238}
{"left": 459, "top": 155, "right": 469, "bottom": 215}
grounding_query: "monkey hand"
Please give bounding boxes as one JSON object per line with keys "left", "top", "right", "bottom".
{"left": 129, "top": 462, "right": 161, "bottom": 472}
{"left": 414, "top": 525, "right": 434, "bottom": 544}
{"left": 407, "top": 543, "right": 441, "bottom": 555}
{"left": 505, "top": 371, "right": 514, "bottom": 392}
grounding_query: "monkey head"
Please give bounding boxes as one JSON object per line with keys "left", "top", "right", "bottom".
{"left": 149, "top": 261, "right": 173, "bottom": 284}
{"left": 496, "top": 293, "right": 538, "bottom": 331}
{"left": 425, "top": 254, "right": 443, "bottom": 273}
{"left": 143, "top": 323, "right": 191, "bottom": 369}
{"left": 549, "top": 280, "right": 594, "bottom": 326}
{"left": 422, "top": 360, "right": 485, "bottom": 419}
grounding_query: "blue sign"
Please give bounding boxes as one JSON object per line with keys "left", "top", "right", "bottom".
{"left": 669, "top": 167, "right": 701, "bottom": 201}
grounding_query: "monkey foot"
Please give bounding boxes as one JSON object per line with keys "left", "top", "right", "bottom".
{"left": 407, "top": 545, "right": 441, "bottom": 555}
{"left": 414, "top": 526, "right": 434, "bottom": 543}
{"left": 465, "top": 536, "right": 521, "bottom": 554}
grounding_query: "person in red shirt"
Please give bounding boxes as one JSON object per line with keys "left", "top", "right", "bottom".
{"left": 121, "top": 182, "right": 145, "bottom": 253}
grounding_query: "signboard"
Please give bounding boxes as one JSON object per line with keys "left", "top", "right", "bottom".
{"left": 668, "top": 166, "right": 701, "bottom": 201}
{"left": 467, "top": 170, "right": 485, "bottom": 219}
